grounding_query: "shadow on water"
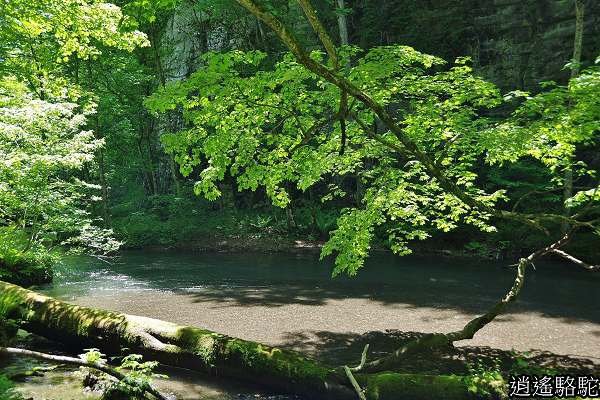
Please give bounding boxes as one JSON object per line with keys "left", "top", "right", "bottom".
{"left": 46, "top": 250, "right": 600, "bottom": 324}
{"left": 28, "top": 250, "right": 600, "bottom": 399}
{"left": 277, "top": 329, "right": 600, "bottom": 376}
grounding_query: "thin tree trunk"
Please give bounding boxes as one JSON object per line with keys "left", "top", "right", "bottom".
{"left": 570, "top": 0, "right": 585, "bottom": 79}
{"left": 562, "top": 0, "right": 585, "bottom": 233}
{"left": 169, "top": 159, "right": 181, "bottom": 196}
{"left": 98, "top": 147, "right": 110, "bottom": 226}
{"left": 144, "top": 121, "right": 159, "bottom": 196}
{"left": 136, "top": 132, "right": 155, "bottom": 195}
{"left": 150, "top": 25, "right": 166, "bottom": 87}
{"left": 149, "top": 26, "right": 182, "bottom": 196}
{"left": 285, "top": 206, "right": 296, "bottom": 230}
{"left": 336, "top": 0, "right": 349, "bottom": 46}
{"left": 257, "top": 17, "right": 266, "bottom": 47}
{"left": 87, "top": 62, "right": 110, "bottom": 225}
{"left": 94, "top": 116, "right": 110, "bottom": 226}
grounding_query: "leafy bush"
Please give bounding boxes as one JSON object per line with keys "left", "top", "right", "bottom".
{"left": 0, "top": 374, "right": 23, "bottom": 400}
{"left": 464, "top": 360, "right": 506, "bottom": 398}
{"left": 0, "top": 227, "right": 54, "bottom": 286}
{"left": 79, "top": 349, "right": 166, "bottom": 400}
{"left": 110, "top": 188, "right": 329, "bottom": 247}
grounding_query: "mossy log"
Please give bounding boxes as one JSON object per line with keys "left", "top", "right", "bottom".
{"left": 0, "top": 280, "right": 478, "bottom": 399}
{"left": 360, "top": 373, "right": 476, "bottom": 400}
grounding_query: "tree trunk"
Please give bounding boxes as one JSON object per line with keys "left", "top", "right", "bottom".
{"left": 169, "top": 158, "right": 182, "bottom": 196}
{"left": 570, "top": 0, "right": 585, "bottom": 80}
{"left": 562, "top": 0, "right": 585, "bottom": 233}
{"left": 336, "top": 0, "right": 349, "bottom": 46}
{"left": 98, "top": 147, "right": 110, "bottom": 226}
{"left": 0, "top": 280, "right": 477, "bottom": 400}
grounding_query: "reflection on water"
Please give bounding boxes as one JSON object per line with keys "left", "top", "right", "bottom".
{"left": 45, "top": 251, "right": 600, "bottom": 325}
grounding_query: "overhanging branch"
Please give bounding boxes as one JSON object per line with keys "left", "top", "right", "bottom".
{"left": 552, "top": 249, "right": 599, "bottom": 271}
{"left": 359, "top": 233, "right": 574, "bottom": 373}
{"left": 235, "top": 0, "right": 593, "bottom": 235}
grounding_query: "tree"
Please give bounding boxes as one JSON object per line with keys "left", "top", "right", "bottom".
{"left": 563, "top": 0, "right": 586, "bottom": 232}
{"left": 0, "top": 279, "right": 496, "bottom": 400}
{"left": 146, "top": 0, "right": 599, "bottom": 376}
{"left": 335, "top": 0, "right": 349, "bottom": 45}
{"left": 0, "top": 0, "right": 149, "bottom": 280}
{"left": 0, "top": 78, "right": 122, "bottom": 281}
{"left": 0, "top": 0, "right": 148, "bottom": 99}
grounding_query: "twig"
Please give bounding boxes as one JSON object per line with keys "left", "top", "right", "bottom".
{"left": 343, "top": 366, "right": 366, "bottom": 400}
{"left": 551, "top": 249, "right": 599, "bottom": 271}
{"left": 0, "top": 347, "right": 170, "bottom": 400}
{"left": 350, "top": 344, "right": 370, "bottom": 372}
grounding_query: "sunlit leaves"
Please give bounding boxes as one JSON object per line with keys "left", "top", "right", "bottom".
{"left": 0, "top": 78, "right": 108, "bottom": 254}
{"left": 147, "top": 45, "right": 515, "bottom": 275}
{"left": 3, "top": 0, "right": 149, "bottom": 61}
{"left": 0, "top": 0, "right": 149, "bottom": 104}
{"left": 485, "top": 64, "right": 600, "bottom": 170}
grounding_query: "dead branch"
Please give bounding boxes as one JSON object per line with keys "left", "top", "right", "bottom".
{"left": 0, "top": 347, "right": 170, "bottom": 400}
{"left": 360, "top": 233, "right": 574, "bottom": 373}
{"left": 552, "top": 249, "right": 599, "bottom": 271}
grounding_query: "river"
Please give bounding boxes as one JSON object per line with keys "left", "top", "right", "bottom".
{"left": 12, "top": 250, "right": 600, "bottom": 399}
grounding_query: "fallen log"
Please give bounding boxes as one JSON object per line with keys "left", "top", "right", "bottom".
{"left": 0, "top": 280, "right": 479, "bottom": 399}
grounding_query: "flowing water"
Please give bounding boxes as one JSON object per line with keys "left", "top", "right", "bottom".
{"left": 10, "top": 250, "right": 600, "bottom": 399}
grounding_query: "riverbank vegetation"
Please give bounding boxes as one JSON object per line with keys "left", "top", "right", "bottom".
{"left": 1, "top": 0, "right": 599, "bottom": 399}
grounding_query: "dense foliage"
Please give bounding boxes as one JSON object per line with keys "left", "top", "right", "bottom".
{"left": 147, "top": 45, "right": 599, "bottom": 274}
{"left": 0, "top": 1, "right": 598, "bottom": 399}
{"left": 0, "top": 0, "right": 598, "bottom": 280}
{"left": 0, "top": 0, "right": 145, "bottom": 282}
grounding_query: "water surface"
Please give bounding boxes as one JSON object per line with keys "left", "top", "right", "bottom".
{"left": 19, "top": 250, "right": 600, "bottom": 399}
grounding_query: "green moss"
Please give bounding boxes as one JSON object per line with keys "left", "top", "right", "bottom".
{"left": 362, "top": 373, "right": 473, "bottom": 400}
{"left": 0, "top": 281, "right": 126, "bottom": 344}
{"left": 171, "top": 324, "right": 333, "bottom": 393}
{"left": 222, "top": 338, "right": 332, "bottom": 384}
{"left": 174, "top": 326, "right": 222, "bottom": 365}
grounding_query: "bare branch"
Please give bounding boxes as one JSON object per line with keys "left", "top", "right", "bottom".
{"left": 349, "top": 344, "right": 370, "bottom": 372}
{"left": 289, "top": 115, "right": 338, "bottom": 154}
{"left": 511, "top": 189, "right": 549, "bottom": 212}
{"left": 361, "top": 232, "right": 575, "bottom": 373}
{"left": 343, "top": 366, "right": 366, "bottom": 400}
{"left": 296, "top": 0, "right": 339, "bottom": 68}
{"left": 0, "top": 347, "right": 170, "bottom": 400}
{"left": 552, "top": 249, "right": 599, "bottom": 271}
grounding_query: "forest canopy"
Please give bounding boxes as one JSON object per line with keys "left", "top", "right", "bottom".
{"left": 146, "top": 35, "right": 599, "bottom": 276}
{"left": 0, "top": 0, "right": 598, "bottom": 280}
{"left": 0, "top": 1, "right": 599, "bottom": 400}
